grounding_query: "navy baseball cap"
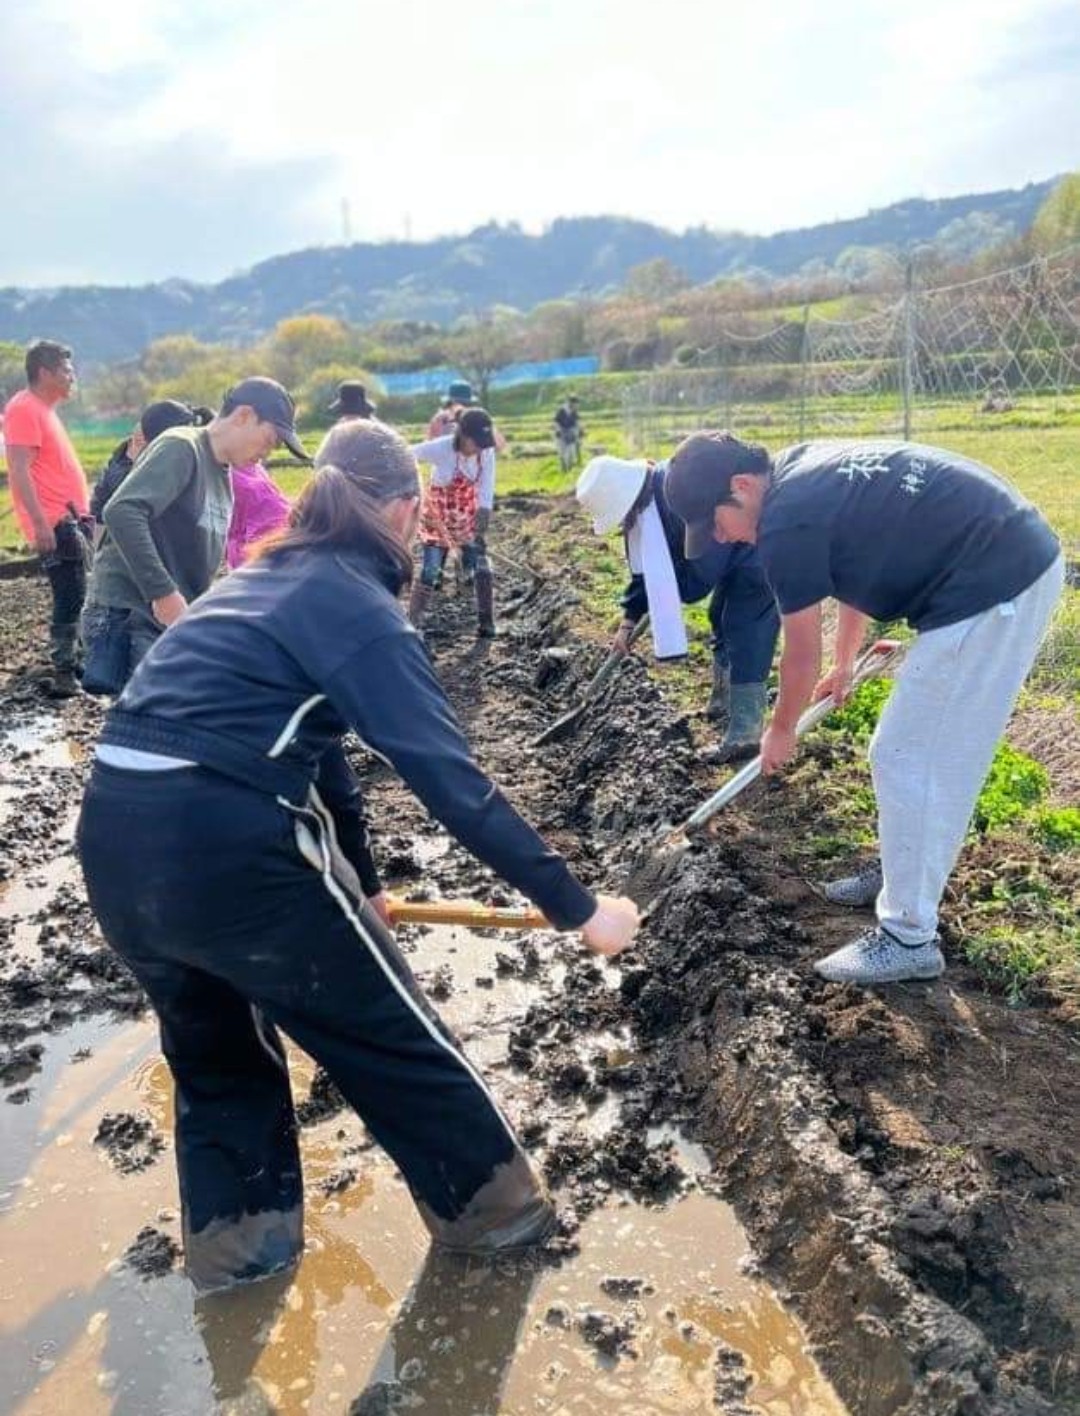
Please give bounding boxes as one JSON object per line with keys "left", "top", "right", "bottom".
{"left": 222, "top": 377, "right": 308, "bottom": 461}
{"left": 666, "top": 431, "right": 771, "bottom": 558}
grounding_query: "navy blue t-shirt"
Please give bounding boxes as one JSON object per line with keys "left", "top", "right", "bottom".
{"left": 757, "top": 440, "right": 1059, "bottom": 631}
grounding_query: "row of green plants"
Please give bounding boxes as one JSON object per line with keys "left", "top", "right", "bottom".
{"left": 823, "top": 680, "right": 1079, "bottom": 1005}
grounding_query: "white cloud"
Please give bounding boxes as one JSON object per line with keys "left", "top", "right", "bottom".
{"left": 0, "top": 0, "right": 1075, "bottom": 284}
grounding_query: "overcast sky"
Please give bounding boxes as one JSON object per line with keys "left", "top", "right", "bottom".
{"left": 2, "top": 0, "right": 1076, "bottom": 289}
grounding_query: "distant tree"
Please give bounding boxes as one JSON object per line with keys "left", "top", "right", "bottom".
{"left": 931, "top": 212, "right": 1015, "bottom": 264}
{"left": 263, "top": 316, "right": 355, "bottom": 388}
{"left": 85, "top": 363, "right": 151, "bottom": 418}
{"left": 1030, "top": 173, "right": 1080, "bottom": 252}
{"left": 622, "top": 258, "right": 689, "bottom": 302}
{"left": 834, "top": 245, "right": 900, "bottom": 289}
{"left": 526, "top": 300, "right": 589, "bottom": 360}
{"left": 140, "top": 335, "right": 216, "bottom": 383}
{"left": 0, "top": 340, "right": 24, "bottom": 403}
{"left": 452, "top": 312, "right": 521, "bottom": 404}
{"left": 151, "top": 351, "right": 252, "bottom": 410}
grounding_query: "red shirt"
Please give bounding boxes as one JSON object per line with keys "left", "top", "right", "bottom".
{"left": 3, "top": 389, "right": 89, "bottom": 541}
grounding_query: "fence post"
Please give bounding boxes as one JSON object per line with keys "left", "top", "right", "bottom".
{"left": 901, "top": 258, "right": 916, "bottom": 439}
{"left": 798, "top": 303, "right": 811, "bottom": 440}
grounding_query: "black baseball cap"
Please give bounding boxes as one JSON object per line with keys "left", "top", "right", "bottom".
{"left": 458, "top": 407, "right": 496, "bottom": 450}
{"left": 139, "top": 399, "right": 197, "bottom": 444}
{"left": 665, "top": 431, "right": 771, "bottom": 558}
{"left": 222, "top": 376, "right": 308, "bottom": 461}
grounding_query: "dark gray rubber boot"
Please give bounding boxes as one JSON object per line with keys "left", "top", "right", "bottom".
{"left": 475, "top": 570, "right": 496, "bottom": 638}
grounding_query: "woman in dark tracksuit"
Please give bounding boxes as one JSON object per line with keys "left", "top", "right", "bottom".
{"left": 76, "top": 420, "right": 638, "bottom": 1295}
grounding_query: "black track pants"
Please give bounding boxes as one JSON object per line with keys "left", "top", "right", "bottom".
{"left": 77, "top": 763, "right": 546, "bottom": 1292}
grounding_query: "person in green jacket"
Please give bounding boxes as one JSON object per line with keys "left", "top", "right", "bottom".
{"left": 82, "top": 377, "right": 307, "bottom": 694}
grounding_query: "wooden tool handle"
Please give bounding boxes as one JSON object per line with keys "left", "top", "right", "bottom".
{"left": 386, "top": 898, "right": 549, "bottom": 929}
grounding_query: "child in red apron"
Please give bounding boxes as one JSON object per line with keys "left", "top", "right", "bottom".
{"left": 409, "top": 407, "right": 497, "bottom": 637}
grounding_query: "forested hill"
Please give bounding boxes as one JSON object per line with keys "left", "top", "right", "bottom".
{"left": 0, "top": 179, "right": 1057, "bottom": 365}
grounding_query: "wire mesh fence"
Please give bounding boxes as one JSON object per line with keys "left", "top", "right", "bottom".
{"left": 620, "top": 246, "right": 1080, "bottom": 694}
{"left": 622, "top": 243, "right": 1080, "bottom": 448}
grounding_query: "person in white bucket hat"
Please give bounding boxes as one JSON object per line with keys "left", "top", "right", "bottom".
{"left": 576, "top": 454, "right": 781, "bottom": 762}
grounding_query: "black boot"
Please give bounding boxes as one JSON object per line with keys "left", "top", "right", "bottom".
{"left": 475, "top": 570, "right": 496, "bottom": 638}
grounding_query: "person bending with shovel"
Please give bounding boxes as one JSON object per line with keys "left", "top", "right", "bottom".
{"left": 77, "top": 419, "right": 638, "bottom": 1295}
{"left": 576, "top": 455, "right": 780, "bottom": 762}
{"left": 665, "top": 431, "right": 1063, "bottom": 986}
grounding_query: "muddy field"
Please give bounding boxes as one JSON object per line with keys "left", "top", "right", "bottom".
{"left": 1, "top": 494, "right": 1077, "bottom": 1415}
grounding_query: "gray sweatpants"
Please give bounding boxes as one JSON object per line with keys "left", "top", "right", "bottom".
{"left": 870, "top": 555, "right": 1065, "bottom": 945}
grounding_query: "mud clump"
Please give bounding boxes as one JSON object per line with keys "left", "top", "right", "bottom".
{"left": 427, "top": 965, "right": 454, "bottom": 1001}
{"left": 0, "top": 1041, "right": 44, "bottom": 1089}
{"left": 122, "top": 1225, "right": 180, "bottom": 1279}
{"left": 319, "top": 1166, "right": 358, "bottom": 1196}
{"left": 576, "top": 1307, "right": 638, "bottom": 1360}
{"left": 93, "top": 1111, "right": 165, "bottom": 1173}
{"left": 599, "top": 1275, "right": 653, "bottom": 1300}
{"left": 296, "top": 1067, "right": 347, "bottom": 1126}
{"left": 712, "top": 1341, "right": 756, "bottom": 1415}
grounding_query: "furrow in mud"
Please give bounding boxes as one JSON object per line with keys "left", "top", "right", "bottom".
{"left": 1, "top": 497, "right": 1077, "bottom": 1414}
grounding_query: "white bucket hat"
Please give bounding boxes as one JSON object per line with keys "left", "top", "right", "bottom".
{"left": 575, "top": 456, "right": 649, "bottom": 535}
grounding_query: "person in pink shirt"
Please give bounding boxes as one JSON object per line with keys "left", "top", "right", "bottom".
{"left": 3, "top": 339, "right": 92, "bottom": 696}
{"left": 226, "top": 462, "right": 292, "bottom": 568}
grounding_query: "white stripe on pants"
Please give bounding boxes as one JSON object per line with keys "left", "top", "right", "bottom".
{"left": 870, "top": 555, "right": 1065, "bottom": 945}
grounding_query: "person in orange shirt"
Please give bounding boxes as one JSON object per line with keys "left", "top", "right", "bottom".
{"left": 3, "top": 340, "right": 92, "bottom": 697}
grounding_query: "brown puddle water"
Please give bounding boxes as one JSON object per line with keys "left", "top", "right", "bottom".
{"left": 1, "top": 803, "right": 847, "bottom": 1414}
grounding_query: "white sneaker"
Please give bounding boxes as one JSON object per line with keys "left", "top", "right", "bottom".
{"left": 815, "top": 927, "right": 945, "bottom": 984}
{"left": 822, "top": 863, "right": 883, "bottom": 908}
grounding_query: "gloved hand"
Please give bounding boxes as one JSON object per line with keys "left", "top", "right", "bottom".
{"left": 475, "top": 507, "right": 491, "bottom": 538}
{"left": 580, "top": 894, "right": 639, "bottom": 957}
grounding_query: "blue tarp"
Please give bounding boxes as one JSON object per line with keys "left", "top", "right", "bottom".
{"left": 381, "top": 356, "right": 600, "bottom": 397}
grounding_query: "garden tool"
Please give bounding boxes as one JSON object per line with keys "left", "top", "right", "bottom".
{"left": 656, "top": 639, "right": 906, "bottom": 854}
{"left": 531, "top": 614, "right": 651, "bottom": 747}
{"left": 387, "top": 897, "right": 549, "bottom": 930}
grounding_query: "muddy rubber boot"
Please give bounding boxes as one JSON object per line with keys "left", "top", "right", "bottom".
{"left": 702, "top": 681, "right": 768, "bottom": 765}
{"left": 475, "top": 570, "right": 496, "bottom": 638}
{"left": 705, "top": 657, "right": 731, "bottom": 722}
{"left": 408, "top": 581, "right": 434, "bottom": 631}
{"left": 425, "top": 1150, "right": 557, "bottom": 1258}
{"left": 43, "top": 625, "right": 82, "bottom": 699}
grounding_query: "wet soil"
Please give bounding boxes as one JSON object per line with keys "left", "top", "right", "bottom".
{"left": 1, "top": 501, "right": 1077, "bottom": 1414}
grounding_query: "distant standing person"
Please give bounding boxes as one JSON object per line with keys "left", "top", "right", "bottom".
{"left": 82, "top": 377, "right": 307, "bottom": 694}
{"left": 666, "top": 432, "right": 1064, "bottom": 986}
{"left": 3, "top": 340, "right": 91, "bottom": 697}
{"left": 553, "top": 394, "right": 584, "bottom": 471}
{"left": 329, "top": 381, "right": 377, "bottom": 422}
{"left": 409, "top": 408, "right": 499, "bottom": 638}
{"left": 427, "top": 380, "right": 475, "bottom": 439}
{"left": 426, "top": 396, "right": 454, "bottom": 440}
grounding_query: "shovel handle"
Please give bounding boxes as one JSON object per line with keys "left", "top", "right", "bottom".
{"left": 531, "top": 614, "right": 651, "bottom": 747}
{"left": 680, "top": 639, "right": 905, "bottom": 834}
{"left": 386, "top": 897, "right": 549, "bottom": 930}
{"left": 580, "top": 612, "right": 650, "bottom": 704}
